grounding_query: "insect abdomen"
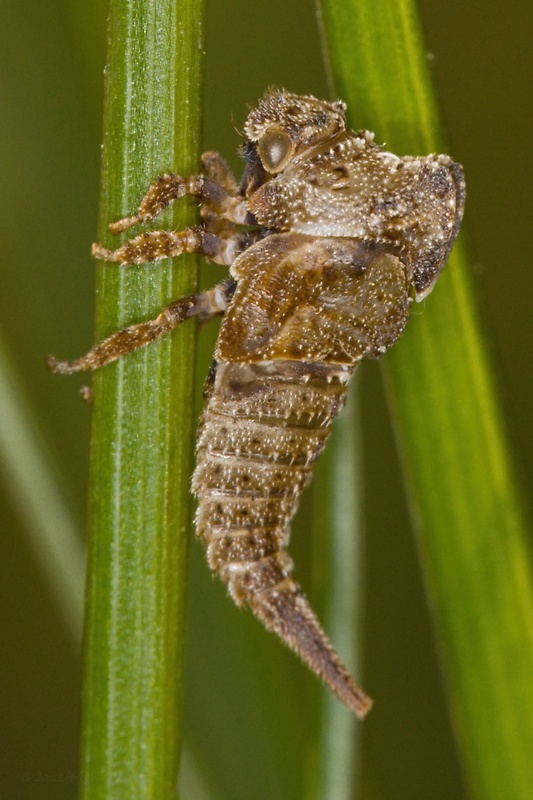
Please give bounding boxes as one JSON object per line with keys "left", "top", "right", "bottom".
{"left": 193, "top": 360, "right": 345, "bottom": 596}
{"left": 192, "top": 359, "right": 372, "bottom": 717}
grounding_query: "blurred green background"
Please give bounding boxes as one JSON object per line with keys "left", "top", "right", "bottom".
{"left": 1, "top": 0, "right": 531, "bottom": 798}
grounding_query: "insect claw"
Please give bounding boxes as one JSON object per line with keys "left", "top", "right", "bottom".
{"left": 91, "top": 242, "right": 117, "bottom": 261}
{"left": 80, "top": 385, "right": 93, "bottom": 403}
{"left": 47, "top": 354, "right": 79, "bottom": 374}
{"left": 108, "top": 215, "right": 143, "bottom": 235}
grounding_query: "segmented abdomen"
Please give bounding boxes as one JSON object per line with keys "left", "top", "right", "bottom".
{"left": 192, "top": 359, "right": 350, "bottom": 604}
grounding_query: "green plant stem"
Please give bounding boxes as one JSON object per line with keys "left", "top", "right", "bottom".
{"left": 318, "top": 1, "right": 533, "bottom": 799}
{"left": 80, "top": 1, "right": 204, "bottom": 798}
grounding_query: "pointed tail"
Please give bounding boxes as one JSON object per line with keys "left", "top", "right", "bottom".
{"left": 250, "top": 577, "right": 372, "bottom": 718}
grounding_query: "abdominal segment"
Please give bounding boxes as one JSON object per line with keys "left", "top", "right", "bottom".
{"left": 192, "top": 359, "right": 372, "bottom": 717}
{"left": 193, "top": 360, "right": 346, "bottom": 602}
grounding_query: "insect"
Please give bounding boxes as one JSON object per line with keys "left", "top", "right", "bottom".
{"left": 49, "top": 89, "right": 465, "bottom": 717}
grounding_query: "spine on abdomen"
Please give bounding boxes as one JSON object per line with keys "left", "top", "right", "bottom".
{"left": 192, "top": 359, "right": 372, "bottom": 717}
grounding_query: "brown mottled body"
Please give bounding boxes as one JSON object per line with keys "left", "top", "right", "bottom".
{"left": 49, "top": 89, "right": 465, "bottom": 717}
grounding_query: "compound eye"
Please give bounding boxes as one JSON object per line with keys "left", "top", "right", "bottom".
{"left": 257, "top": 129, "right": 293, "bottom": 172}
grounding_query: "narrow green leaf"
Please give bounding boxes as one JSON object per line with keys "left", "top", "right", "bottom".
{"left": 80, "top": 1, "right": 205, "bottom": 798}
{"left": 312, "top": 381, "right": 364, "bottom": 800}
{"left": 318, "top": 1, "right": 533, "bottom": 798}
{"left": 0, "top": 334, "right": 84, "bottom": 646}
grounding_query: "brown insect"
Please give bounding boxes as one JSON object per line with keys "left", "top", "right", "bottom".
{"left": 49, "top": 89, "right": 465, "bottom": 717}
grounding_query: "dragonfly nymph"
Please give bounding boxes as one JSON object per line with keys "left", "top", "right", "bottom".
{"left": 49, "top": 89, "right": 465, "bottom": 717}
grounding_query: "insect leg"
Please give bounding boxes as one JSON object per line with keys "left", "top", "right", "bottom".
{"left": 200, "top": 151, "right": 239, "bottom": 194}
{"left": 108, "top": 170, "right": 247, "bottom": 236}
{"left": 47, "top": 281, "right": 233, "bottom": 374}
{"left": 92, "top": 227, "right": 240, "bottom": 267}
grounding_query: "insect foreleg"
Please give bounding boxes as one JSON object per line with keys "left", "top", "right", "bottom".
{"left": 47, "top": 282, "right": 233, "bottom": 374}
{"left": 200, "top": 151, "right": 239, "bottom": 194}
{"left": 107, "top": 169, "right": 247, "bottom": 236}
{"left": 92, "top": 226, "right": 240, "bottom": 267}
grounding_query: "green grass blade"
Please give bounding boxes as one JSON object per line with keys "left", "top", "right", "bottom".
{"left": 0, "top": 334, "right": 85, "bottom": 646}
{"left": 318, "top": 1, "right": 533, "bottom": 798}
{"left": 80, "top": 1, "right": 205, "bottom": 798}
{"left": 312, "top": 381, "right": 364, "bottom": 799}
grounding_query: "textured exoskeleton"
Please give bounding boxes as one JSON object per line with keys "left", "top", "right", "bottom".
{"left": 49, "top": 89, "right": 465, "bottom": 717}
